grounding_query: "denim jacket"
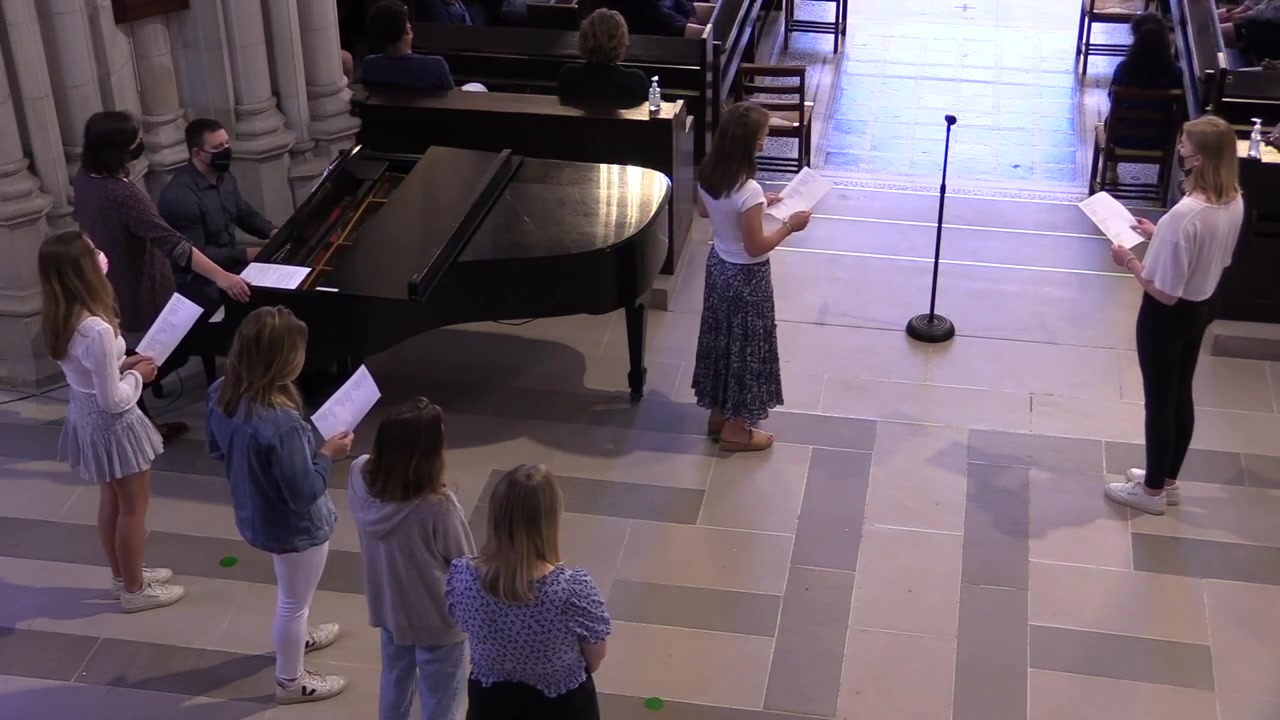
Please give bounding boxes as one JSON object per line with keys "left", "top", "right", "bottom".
{"left": 206, "top": 380, "right": 336, "bottom": 554}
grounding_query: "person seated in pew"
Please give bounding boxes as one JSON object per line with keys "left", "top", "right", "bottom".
{"left": 1101, "top": 16, "right": 1183, "bottom": 181}
{"left": 362, "top": 0, "right": 456, "bottom": 93}
{"left": 1221, "top": 0, "right": 1280, "bottom": 61}
{"left": 558, "top": 9, "right": 651, "bottom": 106}
{"left": 606, "top": 0, "right": 715, "bottom": 38}
{"left": 414, "top": 0, "right": 473, "bottom": 25}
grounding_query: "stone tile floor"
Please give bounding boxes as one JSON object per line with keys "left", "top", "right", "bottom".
{"left": 1, "top": 187, "right": 1279, "bottom": 719}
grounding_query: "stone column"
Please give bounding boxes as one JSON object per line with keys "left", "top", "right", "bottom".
{"left": 1, "top": 0, "right": 73, "bottom": 229}
{"left": 129, "top": 17, "right": 188, "bottom": 197}
{"left": 222, "top": 0, "right": 296, "bottom": 225}
{"left": 264, "top": 0, "right": 329, "bottom": 206}
{"left": 0, "top": 38, "right": 57, "bottom": 389}
{"left": 296, "top": 0, "right": 359, "bottom": 161}
{"left": 167, "top": 0, "right": 235, "bottom": 130}
{"left": 36, "top": 0, "right": 103, "bottom": 191}
{"left": 84, "top": 0, "right": 143, "bottom": 116}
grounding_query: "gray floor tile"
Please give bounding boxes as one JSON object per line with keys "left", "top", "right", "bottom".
{"left": 1104, "top": 442, "right": 1247, "bottom": 486}
{"left": 962, "top": 462, "right": 1030, "bottom": 590}
{"left": 0, "top": 627, "right": 100, "bottom": 682}
{"left": 598, "top": 693, "right": 819, "bottom": 719}
{"left": 606, "top": 580, "right": 781, "bottom": 637}
{"left": 953, "top": 584, "right": 1028, "bottom": 720}
{"left": 1030, "top": 624, "right": 1215, "bottom": 691}
{"left": 76, "top": 638, "right": 275, "bottom": 703}
{"left": 1132, "top": 533, "right": 1280, "bottom": 586}
{"left": 1242, "top": 453, "right": 1280, "bottom": 489}
{"left": 764, "top": 566, "right": 856, "bottom": 717}
{"left": 478, "top": 470, "right": 704, "bottom": 524}
{"left": 756, "top": 411, "right": 877, "bottom": 452}
{"left": 0, "top": 423, "right": 61, "bottom": 461}
{"left": 969, "top": 429, "right": 1103, "bottom": 472}
{"left": 791, "top": 448, "right": 872, "bottom": 572}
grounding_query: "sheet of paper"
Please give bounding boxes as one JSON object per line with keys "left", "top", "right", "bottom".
{"left": 134, "top": 293, "right": 204, "bottom": 366}
{"left": 1078, "top": 192, "right": 1147, "bottom": 249}
{"left": 311, "top": 365, "right": 381, "bottom": 440}
{"left": 208, "top": 306, "right": 226, "bottom": 323}
{"left": 240, "top": 262, "right": 311, "bottom": 290}
{"left": 765, "top": 167, "right": 834, "bottom": 220}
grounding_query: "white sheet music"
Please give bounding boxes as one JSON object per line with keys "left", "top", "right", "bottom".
{"left": 765, "top": 167, "right": 833, "bottom": 220}
{"left": 240, "top": 263, "right": 311, "bottom": 290}
{"left": 311, "top": 365, "right": 381, "bottom": 440}
{"left": 1078, "top": 192, "right": 1147, "bottom": 249}
{"left": 134, "top": 293, "right": 204, "bottom": 366}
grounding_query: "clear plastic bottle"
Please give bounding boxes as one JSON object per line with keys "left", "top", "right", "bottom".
{"left": 1248, "top": 117, "right": 1264, "bottom": 159}
{"left": 648, "top": 77, "right": 661, "bottom": 116}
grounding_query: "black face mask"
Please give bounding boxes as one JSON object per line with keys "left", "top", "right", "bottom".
{"left": 207, "top": 147, "right": 233, "bottom": 173}
{"left": 1179, "top": 153, "right": 1198, "bottom": 175}
{"left": 129, "top": 138, "right": 145, "bottom": 161}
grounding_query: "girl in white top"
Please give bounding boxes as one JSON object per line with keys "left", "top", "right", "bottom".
{"left": 690, "top": 103, "right": 812, "bottom": 452}
{"left": 37, "top": 230, "right": 185, "bottom": 613}
{"left": 1105, "top": 115, "right": 1245, "bottom": 516}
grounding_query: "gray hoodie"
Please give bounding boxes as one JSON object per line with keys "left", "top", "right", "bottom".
{"left": 349, "top": 455, "right": 476, "bottom": 647}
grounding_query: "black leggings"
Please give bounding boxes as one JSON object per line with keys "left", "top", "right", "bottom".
{"left": 1136, "top": 292, "right": 1212, "bottom": 490}
{"left": 466, "top": 676, "right": 599, "bottom": 720}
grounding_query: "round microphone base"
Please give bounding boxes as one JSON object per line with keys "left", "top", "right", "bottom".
{"left": 905, "top": 313, "right": 956, "bottom": 344}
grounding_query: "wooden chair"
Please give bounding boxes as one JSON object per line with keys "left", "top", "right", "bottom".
{"left": 784, "top": 0, "right": 849, "bottom": 54}
{"left": 1076, "top": 0, "right": 1156, "bottom": 76}
{"left": 1089, "top": 86, "right": 1184, "bottom": 201}
{"left": 735, "top": 64, "right": 812, "bottom": 173}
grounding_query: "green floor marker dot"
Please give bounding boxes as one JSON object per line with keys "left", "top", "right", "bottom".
{"left": 644, "top": 697, "right": 664, "bottom": 711}
{"left": 219, "top": 556, "right": 238, "bottom": 568}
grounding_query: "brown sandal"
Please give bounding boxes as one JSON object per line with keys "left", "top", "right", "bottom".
{"left": 717, "top": 428, "right": 774, "bottom": 453}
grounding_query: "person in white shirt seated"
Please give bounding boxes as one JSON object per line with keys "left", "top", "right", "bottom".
{"left": 690, "top": 103, "right": 811, "bottom": 453}
{"left": 1105, "top": 115, "right": 1245, "bottom": 516}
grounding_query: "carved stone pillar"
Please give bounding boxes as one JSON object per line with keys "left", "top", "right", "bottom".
{"left": 84, "top": 0, "right": 143, "bottom": 116}
{"left": 264, "top": 0, "right": 328, "bottom": 206}
{"left": 36, "top": 0, "right": 103, "bottom": 189}
{"left": 0, "top": 39, "right": 57, "bottom": 389}
{"left": 167, "top": 0, "right": 235, "bottom": 130}
{"left": 1, "top": 0, "right": 73, "bottom": 229}
{"left": 221, "top": 0, "right": 296, "bottom": 225}
{"left": 129, "top": 17, "right": 188, "bottom": 198}
{"left": 296, "top": 0, "right": 359, "bottom": 161}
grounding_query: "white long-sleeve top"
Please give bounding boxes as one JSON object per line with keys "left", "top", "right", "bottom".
{"left": 57, "top": 316, "right": 144, "bottom": 414}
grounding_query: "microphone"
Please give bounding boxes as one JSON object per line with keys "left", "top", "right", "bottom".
{"left": 944, "top": 114, "right": 957, "bottom": 126}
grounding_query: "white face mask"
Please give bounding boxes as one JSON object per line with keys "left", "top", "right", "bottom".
{"left": 96, "top": 249, "right": 109, "bottom": 275}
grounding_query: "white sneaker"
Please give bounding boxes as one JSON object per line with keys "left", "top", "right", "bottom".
{"left": 1125, "top": 468, "right": 1180, "bottom": 506}
{"left": 1105, "top": 478, "right": 1167, "bottom": 515}
{"left": 111, "top": 567, "right": 174, "bottom": 598}
{"left": 304, "top": 623, "right": 341, "bottom": 654}
{"left": 120, "top": 580, "right": 186, "bottom": 613}
{"left": 275, "top": 669, "right": 347, "bottom": 705}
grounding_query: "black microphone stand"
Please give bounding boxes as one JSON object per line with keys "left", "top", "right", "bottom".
{"left": 906, "top": 114, "right": 958, "bottom": 344}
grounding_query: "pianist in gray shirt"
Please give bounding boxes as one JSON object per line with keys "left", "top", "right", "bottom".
{"left": 158, "top": 117, "right": 276, "bottom": 310}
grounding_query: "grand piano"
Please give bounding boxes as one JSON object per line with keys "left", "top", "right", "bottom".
{"left": 223, "top": 145, "right": 670, "bottom": 400}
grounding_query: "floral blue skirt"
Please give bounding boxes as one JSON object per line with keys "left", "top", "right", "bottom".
{"left": 691, "top": 248, "right": 783, "bottom": 425}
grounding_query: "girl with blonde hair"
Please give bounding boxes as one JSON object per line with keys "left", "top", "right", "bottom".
{"left": 206, "top": 306, "right": 354, "bottom": 704}
{"left": 39, "top": 230, "right": 183, "bottom": 613}
{"left": 446, "top": 464, "right": 610, "bottom": 719}
{"left": 1106, "top": 114, "right": 1245, "bottom": 516}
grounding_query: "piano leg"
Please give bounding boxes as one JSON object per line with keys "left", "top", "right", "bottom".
{"left": 625, "top": 302, "right": 648, "bottom": 402}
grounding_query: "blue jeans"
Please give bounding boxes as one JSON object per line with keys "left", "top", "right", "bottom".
{"left": 379, "top": 628, "right": 468, "bottom": 720}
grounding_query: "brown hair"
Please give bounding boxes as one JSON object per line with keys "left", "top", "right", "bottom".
{"left": 698, "top": 102, "right": 770, "bottom": 199}
{"left": 477, "top": 464, "right": 563, "bottom": 603}
{"left": 362, "top": 397, "right": 447, "bottom": 503}
{"left": 38, "top": 231, "right": 120, "bottom": 360}
{"left": 216, "top": 306, "right": 307, "bottom": 418}
{"left": 1181, "top": 115, "right": 1241, "bottom": 205}
{"left": 578, "top": 9, "right": 629, "bottom": 64}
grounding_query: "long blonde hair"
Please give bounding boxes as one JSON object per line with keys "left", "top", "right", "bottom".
{"left": 1182, "top": 115, "right": 1240, "bottom": 205}
{"left": 477, "top": 464, "right": 563, "bottom": 603}
{"left": 216, "top": 306, "right": 307, "bottom": 418}
{"left": 38, "top": 231, "right": 119, "bottom": 361}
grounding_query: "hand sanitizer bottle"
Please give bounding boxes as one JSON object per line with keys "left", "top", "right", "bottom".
{"left": 1248, "top": 118, "right": 1264, "bottom": 159}
{"left": 648, "top": 77, "right": 661, "bottom": 116}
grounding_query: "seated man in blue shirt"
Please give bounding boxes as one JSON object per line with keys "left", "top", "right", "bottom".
{"left": 362, "top": 0, "right": 455, "bottom": 92}
{"left": 608, "top": 0, "right": 715, "bottom": 38}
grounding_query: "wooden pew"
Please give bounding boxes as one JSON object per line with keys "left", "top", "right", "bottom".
{"left": 527, "top": 0, "right": 581, "bottom": 29}
{"left": 409, "top": 0, "right": 765, "bottom": 159}
{"left": 1218, "top": 141, "right": 1280, "bottom": 323}
{"left": 1169, "top": 0, "right": 1260, "bottom": 115}
{"left": 350, "top": 86, "right": 696, "bottom": 277}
